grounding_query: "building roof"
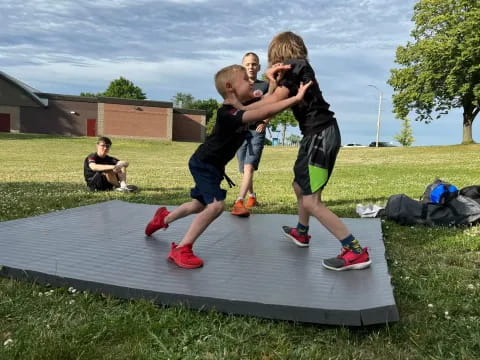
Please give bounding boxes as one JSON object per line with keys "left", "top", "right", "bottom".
{"left": 0, "top": 71, "right": 48, "bottom": 107}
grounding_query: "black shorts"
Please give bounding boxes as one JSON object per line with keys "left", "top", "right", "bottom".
{"left": 189, "top": 155, "right": 227, "bottom": 205}
{"left": 294, "top": 122, "right": 341, "bottom": 195}
{"left": 87, "top": 172, "right": 114, "bottom": 191}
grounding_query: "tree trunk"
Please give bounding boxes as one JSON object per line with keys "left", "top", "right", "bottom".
{"left": 282, "top": 124, "right": 287, "bottom": 145}
{"left": 462, "top": 105, "right": 475, "bottom": 144}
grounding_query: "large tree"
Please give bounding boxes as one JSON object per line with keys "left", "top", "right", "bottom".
{"left": 388, "top": 0, "right": 480, "bottom": 144}
{"left": 80, "top": 77, "right": 146, "bottom": 99}
{"left": 103, "top": 77, "right": 146, "bottom": 99}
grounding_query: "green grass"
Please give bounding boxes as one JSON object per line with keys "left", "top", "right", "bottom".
{"left": 1, "top": 133, "right": 479, "bottom": 360}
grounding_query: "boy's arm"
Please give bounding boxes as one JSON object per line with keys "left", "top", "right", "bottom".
{"left": 241, "top": 64, "right": 291, "bottom": 110}
{"left": 241, "top": 81, "right": 311, "bottom": 124}
{"left": 243, "top": 85, "right": 290, "bottom": 110}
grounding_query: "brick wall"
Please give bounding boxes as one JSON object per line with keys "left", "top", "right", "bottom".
{"left": 102, "top": 103, "right": 171, "bottom": 139}
{"left": 172, "top": 110, "right": 206, "bottom": 142}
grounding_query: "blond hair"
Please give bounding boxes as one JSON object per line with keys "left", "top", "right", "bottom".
{"left": 214, "top": 65, "right": 245, "bottom": 98}
{"left": 268, "top": 31, "right": 308, "bottom": 66}
{"left": 242, "top": 52, "right": 260, "bottom": 63}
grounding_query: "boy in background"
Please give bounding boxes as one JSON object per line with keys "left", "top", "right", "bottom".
{"left": 232, "top": 52, "right": 269, "bottom": 217}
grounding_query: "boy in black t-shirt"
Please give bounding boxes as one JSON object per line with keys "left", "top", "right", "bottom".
{"left": 145, "top": 64, "right": 311, "bottom": 269}
{"left": 266, "top": 31, "right": 371, "bottom": 271}
{"left": 84, "top": 136, "right": 136, "bottom": 192}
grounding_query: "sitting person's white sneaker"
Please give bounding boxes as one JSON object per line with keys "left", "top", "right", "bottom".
{"left": 115, "top": 184, "right": 138, "bottom": 192}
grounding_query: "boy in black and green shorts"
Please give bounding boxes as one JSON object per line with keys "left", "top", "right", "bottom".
{"left": 266, "top": 31, "right": 372, "bottom": 271}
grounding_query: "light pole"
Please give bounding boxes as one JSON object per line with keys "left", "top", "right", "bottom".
{"left": 368, "top": 84, "right": 382, "bottom": 147}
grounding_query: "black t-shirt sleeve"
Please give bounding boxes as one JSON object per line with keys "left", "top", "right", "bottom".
{"left": 279, "top": 59, "right": 315, "bottom": 97}
{"left": 217, "top": 107, "right": 245, "bottom": 131}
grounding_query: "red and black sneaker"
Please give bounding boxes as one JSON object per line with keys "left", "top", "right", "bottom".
{"left": 322, "top": 247, "right": 372, "bottom": 271}
{"left": 167, "top": 242, "right": 203, "bottom": 269}
{"left": 145, "top": 207, "right": 169, "bottom": 236}
{"left": 282, "top": 226, "right": 311, "bottom": 247}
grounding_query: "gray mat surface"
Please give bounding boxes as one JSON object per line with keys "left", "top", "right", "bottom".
{"left": 0, "top": 200, "right": 398, "bottom": 325}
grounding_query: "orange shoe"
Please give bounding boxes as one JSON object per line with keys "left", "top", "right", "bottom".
{"left": 245, "top": 195, "right": 257, "bottom": 209}
{"left": 231, "top": 199, "right": 250, "bottom": 217}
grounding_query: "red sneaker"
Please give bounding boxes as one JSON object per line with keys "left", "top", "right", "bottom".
{"left": 245, "top": 195, "right": 257, "bottom": 209}
{"left": 282, "top": 226, "right": 311, "bottom": 247}
{"left": 322, "top": 247, "right": 372, "bottom": 271}
{"left": 145, "top": 207, "right": 169, "bottom": 236}
{"left": 231, "top": 199, "right": 250, "bottom": 217}
{"left": 167, "top": 242, "right": 203, "bottom": 269}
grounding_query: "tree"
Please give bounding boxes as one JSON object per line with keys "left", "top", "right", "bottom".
{"left": 80, "top": 92, "right": 100, "bottom": 97}
{"left": 172, "top": 93, "right": 196, "bottom": 108}
{"left": 286, "top": 134, "right": 301, "bottom": 145}
{"left": 388, "top": 0, "right": 480, "bottom": 144}
{"left": 171, "top": 93, "right": 220, "bottom": 134}
{"left": 394, "top": 118, "right": 415, "bottom": 146}
{"left": 103, "top": 77, "right": 146, "bottom": 99}
{"left": 191, "top": 98, "right": 220, "bottom": 125}
{"left": 269, "top": 109, "right": 298, "bottom": 145}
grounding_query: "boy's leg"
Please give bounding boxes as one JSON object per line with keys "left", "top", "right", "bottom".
{"left": 303, "top": 193, "right": 371, "bottom": 271}
{"left": 88, "top": 172, "right": 114, "bottom": 191}
{"left": 302, "top": 190, "right": 350, "bottom": 239}
{"left": 104, "top": 170, "right": 120, "bottom": 188}
{"left": 233, "top": 130, "right": 264, "bottom": 214}
{"left": 145, "top": 199, "right": 204, "bottom": 236}
{"left": 282, "top": 181, "right": 311, "bottom": 247}
{"left": 238, "top": 164, "right": 254, "bottom": 199}
{"left": 168, "top": 199, "right": 224, "bottom": 269}
{"left": 232, "top": 137, "right": 251, "bottom": 216}
{"left": 177, "top": 199, "right": 224, "bottom": 247}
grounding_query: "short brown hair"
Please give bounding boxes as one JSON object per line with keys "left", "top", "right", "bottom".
{"left": 97, "top": 136, "right": 112, "bottom": 146}
{"left": 214, "top": 65, "right": 246, "bottom": 99}
{"left": 268, "top": 31, "right": 308, "bottom": 66}
{"left": 242, "top": 52, "right": 260, "bottom": 63}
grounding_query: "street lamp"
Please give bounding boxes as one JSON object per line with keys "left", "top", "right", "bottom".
{"left": 368, "top": 84, "right": 383, "bottom": 147}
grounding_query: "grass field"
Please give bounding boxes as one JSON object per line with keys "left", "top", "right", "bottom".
{"left": 0, "top": 133, "right": 479, "bottom": 360}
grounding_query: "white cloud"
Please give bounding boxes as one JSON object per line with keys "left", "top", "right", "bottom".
{"left": 1, "top": 0, "right": 474, "bottom": 145}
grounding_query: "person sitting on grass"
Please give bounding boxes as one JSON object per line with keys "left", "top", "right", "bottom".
{"left": 144, "top": 64, "right": 312, "bottom": 269}
{"left": 83, "top": 136, "right": 137, "bottom": 192}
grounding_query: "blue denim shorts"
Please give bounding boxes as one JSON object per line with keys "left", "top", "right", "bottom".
{"left": 189, "top": 155, "right": 227, "bottom": 205}
{"left": 236, "top": 129, "right": 266, "bottom": 172}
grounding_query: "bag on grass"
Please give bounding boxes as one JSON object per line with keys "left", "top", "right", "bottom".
{"left": 460, "top": 185, "right": 480, "bottom": 205}
{"left": 421, "top": 178, "right": 459, "bottom": 205}
{"left": 383, "top": 193, "right": 480, "bottom": 227}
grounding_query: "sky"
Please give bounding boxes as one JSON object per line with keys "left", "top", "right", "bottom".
{"left": 1, "top": 0, "right": 476, "bottom": 146}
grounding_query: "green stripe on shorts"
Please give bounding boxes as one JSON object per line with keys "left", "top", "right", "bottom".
{"left": 308, "top": 165, "right": 329, "bottom": 193}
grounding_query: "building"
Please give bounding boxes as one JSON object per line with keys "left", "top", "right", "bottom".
{"left": 0, "top": 71, "right": 206, "bottom": 142}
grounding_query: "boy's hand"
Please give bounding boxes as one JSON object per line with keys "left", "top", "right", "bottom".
{"left": 256, "top": 122, "right": 266, "bottom": 133}
{"left": 114, "top": 161, "right": 128, "bottom": 172}
{"left": 265, "top": 63, "right": 291, "bottom": 84}
{"left": 295, "top": 81, "right": 313, "bottom": 102}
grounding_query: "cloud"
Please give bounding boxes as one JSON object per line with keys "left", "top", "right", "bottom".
{"left": 3, "top": 0, "right": 475, "bottom": 145}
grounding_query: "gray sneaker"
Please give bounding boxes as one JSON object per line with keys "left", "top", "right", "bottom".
{"left": 126, "top": 184, "right": 138, "bottom": 192}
